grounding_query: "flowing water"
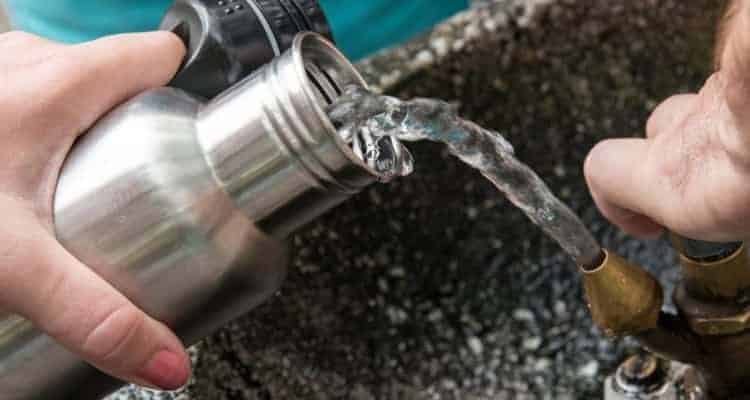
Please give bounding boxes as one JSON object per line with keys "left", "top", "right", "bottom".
{"left": 328, "top": 85, "right": 603, "bottom": 268}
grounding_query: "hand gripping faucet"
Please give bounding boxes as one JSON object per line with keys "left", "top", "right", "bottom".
{"left": 583, "top": 236, "right": 750, "bottom": 399}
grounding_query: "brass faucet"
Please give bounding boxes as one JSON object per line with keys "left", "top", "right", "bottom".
{"left": 581, "top": 237, "right": 750, "bottom": 398}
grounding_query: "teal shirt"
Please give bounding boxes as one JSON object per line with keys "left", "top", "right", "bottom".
{"left": 6, "top": 0, "right": 468, "bottom": 60}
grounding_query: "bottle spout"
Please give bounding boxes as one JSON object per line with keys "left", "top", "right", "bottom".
{"left": 196, "top": 32, "right": 386, "bottom": 238}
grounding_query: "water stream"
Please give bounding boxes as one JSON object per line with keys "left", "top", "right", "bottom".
{"left": 328, "top": 85, "right": 603, "bottom": 268}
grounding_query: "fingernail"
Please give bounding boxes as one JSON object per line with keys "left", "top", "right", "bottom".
{"left": 137, "top": 350, "right": 190, "bottom": 390}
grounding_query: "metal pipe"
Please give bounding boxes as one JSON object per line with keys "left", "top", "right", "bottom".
{"left": 635, "top": 313, "right": 701, "bottom": 366}
{"left": 0, "top": 32, "right": 379, "bottom": 400}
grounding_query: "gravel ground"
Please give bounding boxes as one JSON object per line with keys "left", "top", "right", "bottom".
{"left": 112, "top": 0, "right": 724, "bottom": 399}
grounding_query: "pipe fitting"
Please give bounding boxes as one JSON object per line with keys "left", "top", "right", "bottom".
{"left": 612, "top": 354, "right": 669, "bottom": 396}
{"left": 679, "top": 243, "right": 750, "bottom": 302}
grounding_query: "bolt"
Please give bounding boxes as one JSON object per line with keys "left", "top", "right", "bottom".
{"left": 614, "top": 354, "right": 668, "bottom": 395}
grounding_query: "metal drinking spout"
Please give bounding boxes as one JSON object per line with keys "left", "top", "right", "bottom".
{"left": 579, "top": 250, "right": 703, "bottom": 387}
{"left": 580, "top": 250, "right": 663, "bottom": 337}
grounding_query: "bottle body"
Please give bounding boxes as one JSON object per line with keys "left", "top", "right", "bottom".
{"left": 0, "top": 86, "right": 289, "bottom": 400}
{"left": 0, "top": 33, "right": 374, "bottom": 400}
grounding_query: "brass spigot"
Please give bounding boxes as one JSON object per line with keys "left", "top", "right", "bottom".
{"left": 580, "top": 250, "right": 663, "bottom": 337}
{"left": 580, "top": 237, "right": 750, "bottom": 399}
{"left": 674, "top": 239, "right": 750, "bottom": 336}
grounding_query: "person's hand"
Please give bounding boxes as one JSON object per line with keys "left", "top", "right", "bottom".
{"left": 0, "top": 31, "right": 189, "bottom": 390}
{"left": 585, "top": 1, "right": 750, "bottom": 243}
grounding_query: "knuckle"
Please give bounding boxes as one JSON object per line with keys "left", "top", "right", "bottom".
{"left": 35, "top": 52, "right": 93, "bottom": 115}
{"left": 646, "top": 95, "right": 688, "bottom": 137}
{"left": 0, "top": 31, "right": 42, "bottom": 46}
{"left": 43, "top": 52, "right": 85, "bottom": 80}
{"left": 0, "top": 32, "right": 59, "bottom": 62}
{"left": 0, "top": 231, "right": 51, "bottom": 310}
{"left": 81, "top": 304, "right": 147, "bottom": 363}
{"left": 645, "top": 108, "right": 662, "bottom": 136}
{"left": 0, "top": 240, "right": 25, "bottom": 306}
{"left": 583, "top": 142, "right": 605, "bottom": 182}
{"left": 645, "top": 124, "right": 659, "bottom": 141}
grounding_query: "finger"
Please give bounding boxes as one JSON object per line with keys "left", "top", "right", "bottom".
{"left": 63, "top": 32, "right": 185, "bottom": 133}
{"left": 646, "top": 94, "right": 697, "bottom": 139}
{"left": 0, "top": 31, "right": 184, "bottom": 138}
{"left": 0, "top": 218, "right": 190, "bottom": 390}
{"left": 718, "top": 1, "right": 750, "bottom": 128}
{"left": 1, "top": 32, "right": 186, "bottom": 202}
{"left": 1, "top": 31, "right": 184, "bottom": 134}
{"left": 0, "top": 31, "right": 61, "bottom": 57}
{"left": 589, "top": 187, "right": 663, "bottom": 239}
{"left": 0, "top": 32, "right": 185, "bottom": 182}
{"left": 584, "top": 138, "right": 669, "bottom": 238}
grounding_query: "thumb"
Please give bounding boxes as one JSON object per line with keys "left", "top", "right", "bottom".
{"left": 584, "top": 138, "right": 665, "bottom": 238}
{"left": 0, "top": 217, "right": 190, "bottom": 390}
{"left": 48, "top": 31, "right": 186, "bottom": 135}
{"left": 0, "top": 32, "right": 185, "bottom": 201}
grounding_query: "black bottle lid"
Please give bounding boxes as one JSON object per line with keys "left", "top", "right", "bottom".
{"left": 161, "top": 0, "right": 333, "bottom": 99}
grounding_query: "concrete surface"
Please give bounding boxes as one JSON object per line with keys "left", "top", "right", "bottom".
{"left": 111, "top": 0, "right": 724, "bottom": 399}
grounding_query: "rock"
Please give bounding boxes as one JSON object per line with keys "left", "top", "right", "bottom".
{"left": 523, "top": 337, "right": 542, "bottom": 351}
{"left": 513, "top": 308, "right": 536, "bottom": 323}
{"left": 468, "top": 337, "right": 484, "bottom": 355}
{"left": 578, "top": 361, "right": 600, "bottom": 379}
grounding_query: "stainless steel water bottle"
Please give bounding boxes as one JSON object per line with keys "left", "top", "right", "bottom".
{"left": 0, "top": 32, "right": 382, "bottom": 400}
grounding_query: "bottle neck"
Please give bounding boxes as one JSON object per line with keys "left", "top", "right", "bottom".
{"left": 196, "top": 33, "right": 378, "bottom": 238}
